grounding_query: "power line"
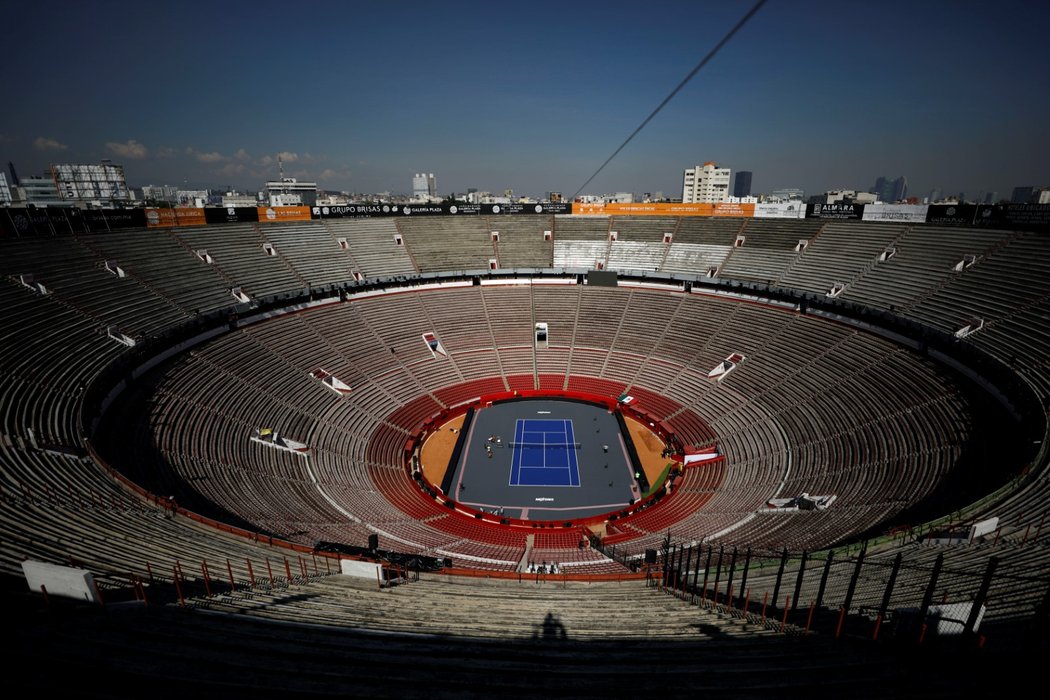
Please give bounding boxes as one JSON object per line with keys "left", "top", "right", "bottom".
{"left": 571, "top": 0, "right": 768, "bottom": 201}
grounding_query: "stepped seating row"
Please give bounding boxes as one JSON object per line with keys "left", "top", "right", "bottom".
{"left": 482, "top": 286, "right": 536, "bottom": 346}
{"left": 0, "top": 282, "right": 125, "bottom": 446}
{"left": 553, "top": 239, "right": 606, "bottom": 268}
{"left": 661, "top": 242, "right": 731, "bottom": 275}
{"left": 776, "top": 222, "right": 907, "bottom": 296}
{"left": 842, "top": 226, "right": 1014, "bottom": 313}
{"left": 720, "top": 247, "right": 798, "bottom": 285}
{"left": 77, "top": 229, "right": 234, "bottom": 315}
{"left": 0, "top": 437, "right": 331, "bottom": 583}
{"left": 552, "top": 215, "right": 609, "bottom": 241}
{"left": 907, "top": 231, "right": 1050, "bottom": 334}
{"left": 174, "top": 224, "right": 304, "bottom": 298}
{"left": 672, "top": 217, "right": 746, "bottom": 246}
{"left": 608, "top": 240, "right": 666, "bottom": 272}
{"left": 396, "top": 217, "right": 494, "bottom": 272}
{"left": 322, "top": 218, "right": 417, "bottom": 278}
{"left": 608, "top": 216, "right": 679, "bottom": 242}
{"left": 740, "top": 219, "right": 824, "bottom": 249}
{"left": 490, "top": 218, "right": 553, "bottom": 268}
{"left": 1, "top": 235, "right": 188, "bottom": 338}
{"left": 260, "top": 222, "right": 354, "bottom": 288}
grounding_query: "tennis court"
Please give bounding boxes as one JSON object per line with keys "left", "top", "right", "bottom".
{"left": 509, "top": 418, "right": 581, "bottom": 487}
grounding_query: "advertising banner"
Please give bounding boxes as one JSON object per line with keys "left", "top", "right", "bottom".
{"left": 712, "top": 202, "right": 755, "bottom": 218}
{"left": 204, "top": 206, "right": 260, "bottom": 224}
{"left": 0, "top": 207, "right": 100, "bottom": 236}
{"left": 572, "top": 202, "right": 716, "bottom": 216}
{"left": 754, "top": 202, "right": 806, "bottom": 219}
{"left": 81, "top": 208, "right": 147, "bottom": 231}
{"left": 481, "top": 202, "right": 571, "bottom": 215}
{"left": 311, "top": 204, "right": 391, "bottom": 219}
{"left": 807, "top": 202, "right": 864, "bottom": 220}
{"left": 971, "top": 204, "right": 1050, "bottom": 230}
{"left": 2, "top": 207, "right": 45, "bottom": 236}
{"left": 175, "top": 208, "right": 206, "bottom": 227}
{"left": 924, "top": 204, "right": 978, "bottom": 226}
{"left": 310, "top": 202, "right": 572, "bottom": 219}
{"left": 145, "top": 208, "right": 207, "bottom": 228}
{"left": 862, "top": 203, "right": 929, "bottom": 223}
{"left": 256, "top": 206, "right": 312, "bottom": 222}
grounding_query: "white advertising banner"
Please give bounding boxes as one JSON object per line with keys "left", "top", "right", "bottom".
{"left": 862, "top": 203, "right": 929, "bottom": 222}
{"left": 754, "top": 202, "right": 806, "bottom": 219}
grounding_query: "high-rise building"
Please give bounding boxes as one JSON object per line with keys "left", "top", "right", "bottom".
{"left": 682, "top": 162, "right": 731, "bottom": 204}
{"left": 1011, "top": 186, "right": 1034, "bottom": 203}
{"left": 50, "top": 161, "right": 131, "bottom": 205}
{"left": 873, "top": 176, "right": 907, "bottom": 203}
{"left": 413, "top": 173, "right": 436, "bottom": 200}
{"left": 733, "top": 171, "right": 752, "bottom": 198}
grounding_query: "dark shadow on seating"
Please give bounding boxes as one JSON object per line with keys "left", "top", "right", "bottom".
{"left": 534, "top": 611, "right": 568, "bottom": 641}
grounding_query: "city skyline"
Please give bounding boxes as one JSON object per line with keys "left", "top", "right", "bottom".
{"left": 2, "top": 0, "right": 1047, "bottom": 200}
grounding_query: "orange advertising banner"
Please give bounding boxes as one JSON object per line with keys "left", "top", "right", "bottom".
{"left": 145, "top": 208, "right": 176, "bottom": 228}
{"left": 712, "top": 202, "right": 755, "bottom": 218}
{"left": 175, "top": 208, "right": 207, "bottom": 226}
{"left": 571, "top": 202, "right": 725, "bottom": 217}
{"left": 145, "top": 208, "right": 207, "bottom": 228}
{"left": 256, "top": 206, "right": 312, "bottom": 222}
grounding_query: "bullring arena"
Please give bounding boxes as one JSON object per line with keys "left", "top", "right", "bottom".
{"left": 4, "top": 209, "right": 1049, "bottom": 697}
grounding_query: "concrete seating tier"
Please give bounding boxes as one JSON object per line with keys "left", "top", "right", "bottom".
{"left": 739, "top": 218, "right": 823, "bottom": 249}
{"left": 395, "top": 217, "right": 493, "bottom": 272}
{"left": 661, "top": 242, "right": 732, "bottom": 275}
{"left": 487, "top": 216, "right": 554, "bottom": 268}
{"left": 842, "top": 226, "right": 1013, "bottom": 313}
{"left": 322, "top": 218, "right": 417, "bottom": 277}
{"left": 76, "top": 228, "right": 234, "bottom": 315}
{"left": 608, "top": 240, "right": 666, "bottom": 272}
{"left": 608, "top": 216, "right": 679, "bottom": 242}
{"left": 1, "top": 234, "right": 188, "bottom": 338}
{"left": 672, "top": 217, "right": 746, "bottom": 246}
{"left": 907, "top": 231, "right": 1050, "bottom": 336}
{"left": 260, "top": 221, "right": 353, "bottom": 288}
{"left": 553, "top": 239, "right": 607, "bottom": 269}
{"left": 552, "top": 215, "right": 610, "bottom": 241}
{"left": 777, "top": 222, "right": 907, "bottom": 296}
{"left": 174, "top": 224, "right": 304, "bottom": 298}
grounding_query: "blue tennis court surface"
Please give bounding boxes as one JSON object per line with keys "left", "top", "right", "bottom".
{"left": 509, "top": 419, "right": 581, "bottom": 487}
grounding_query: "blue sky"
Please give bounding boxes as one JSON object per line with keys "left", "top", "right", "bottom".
{"left": 3, "top": 0, "right": 1048, "bottom": 200}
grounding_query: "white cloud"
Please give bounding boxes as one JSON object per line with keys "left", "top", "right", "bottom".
{"left": 194, "top": 150, "right": 225, "bottom": 163}
{"left": 215, "top": 163, "right": 246, "bottom": 177}
{"left": 233, "top": 148, "right": 251, "bottom": 162}
{"left": 34, "top": 136, "right": 68, "bottom": 151}
{"left": 106, "top": 139, "right": 148, "bottom": 159}
{"left": 277, "top": 151, "right": 298, "bottom": 163}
